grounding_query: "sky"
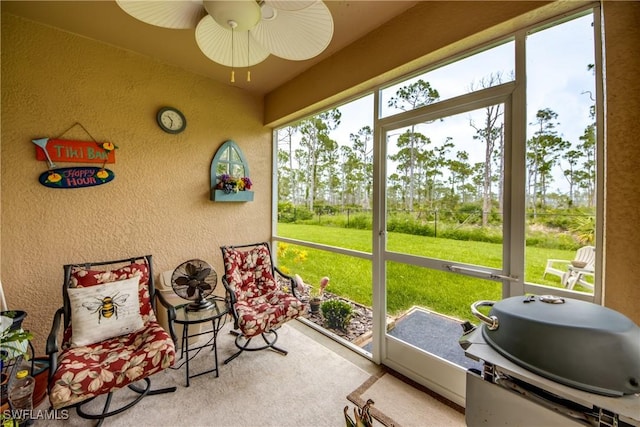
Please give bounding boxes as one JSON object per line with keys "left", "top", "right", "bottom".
{"left": 281, "top": 12, "right": 596, "bottom": 195}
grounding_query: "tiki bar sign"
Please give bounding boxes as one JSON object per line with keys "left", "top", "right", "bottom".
{"left": 34, "top": 138, "right": 116, "bottom": 164}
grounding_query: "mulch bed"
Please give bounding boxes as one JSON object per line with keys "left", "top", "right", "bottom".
{"left": 301, "top": 292, "right": 375, "bottom": 346}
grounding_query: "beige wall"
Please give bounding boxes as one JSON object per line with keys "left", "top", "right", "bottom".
{"left": 1, "top": 13, "right": 272, "bottom": 352}
{"left": 601, "top": 1, "right": 640, "bottom": 322}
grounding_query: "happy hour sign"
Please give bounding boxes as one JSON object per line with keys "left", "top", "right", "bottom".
{"left": 39, "top": 167, "right": 115, "bottom": 189}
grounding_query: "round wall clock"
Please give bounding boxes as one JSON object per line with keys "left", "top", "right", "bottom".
{"left": 157, "top": 107, "right": 186, "bottom": 134}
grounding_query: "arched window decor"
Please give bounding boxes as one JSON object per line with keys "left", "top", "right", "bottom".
{"left": 210, "top": 140, "right": 254, "bottom": 202}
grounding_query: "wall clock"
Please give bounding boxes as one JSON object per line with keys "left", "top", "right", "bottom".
{"left": 157, "top": 107, "right": 186, "bottom": 134}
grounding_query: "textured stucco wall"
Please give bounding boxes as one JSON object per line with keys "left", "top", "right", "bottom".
{"left": 1, "top": 13, "right": 271, "bottom": 352}
{"left": 601, "top": 1, "right": 640, "bottom": 323}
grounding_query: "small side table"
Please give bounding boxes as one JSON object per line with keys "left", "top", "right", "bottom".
{"left": 172, "top": 296, "right": 229, "bottom": 386}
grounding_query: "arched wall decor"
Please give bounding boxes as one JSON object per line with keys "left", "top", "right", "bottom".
{"left": 210, "top": 140, "right": 254, "bottom": 202}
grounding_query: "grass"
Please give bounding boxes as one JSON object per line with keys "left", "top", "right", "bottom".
{"left": 276, "top": 223, "right": 589, "bottom": 323}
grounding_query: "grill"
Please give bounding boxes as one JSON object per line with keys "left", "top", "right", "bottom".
{"left": 461, "top": 296, "right": 640, "bottom": 426}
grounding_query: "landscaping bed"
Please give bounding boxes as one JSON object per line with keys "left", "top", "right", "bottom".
{"left": 301, "top": 292, "right": 377, "bottom": 346}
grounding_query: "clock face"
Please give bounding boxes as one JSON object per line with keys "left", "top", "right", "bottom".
{"left": 157, "top": 107, "right": 186, "bottom": 134}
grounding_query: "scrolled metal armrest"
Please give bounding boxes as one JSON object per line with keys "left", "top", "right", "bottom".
{"left": 155, "top": 290, "right": 173, "bottom": 310}
{"left": 221, "top": 276, "right": 239, "bottom": 329}
{"left": 46, "top": 307, "right": 64, "bottom": 356}
{"left": 155, "top": 291, "right": 178, "bottom": 343}
{"left": 46, "top": 307, "right": 65, "bottom": 383}
{"left": 274, "top": 266, "right": 298, "bottom": 297}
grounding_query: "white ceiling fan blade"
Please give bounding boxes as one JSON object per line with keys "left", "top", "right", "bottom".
{"left": 264, "top": 1, "right": 316, "bottom": 12}
{"left": 196, "top": 15, "right": 270, "bottom": 67}
{"left": 252, "top": 1, "right": 333, "bottom": 61}
{"left": 116, "top": 0, "right": 205, "bottom": 29}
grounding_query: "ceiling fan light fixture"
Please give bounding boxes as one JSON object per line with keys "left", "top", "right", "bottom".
{"left": 203, "top": 0, "right": 261, "bottom": 32}
{"left": 196, "top": 15, "right": 270, "bottom": 67}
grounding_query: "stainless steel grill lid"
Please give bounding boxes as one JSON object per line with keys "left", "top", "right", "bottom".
{"left": 472, "top": 295, "right": 640, "bottom": 396}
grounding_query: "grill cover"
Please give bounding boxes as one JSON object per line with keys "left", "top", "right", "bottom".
{"left": 481, "top": 295, "right": 640, "bottom": 396}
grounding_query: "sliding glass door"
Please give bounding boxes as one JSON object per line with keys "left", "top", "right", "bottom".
{"left": 379, "top": 91, "right": 513, "bottom": 403}
{"left": 375, "top": 9, "right": 600, "bottom": 405}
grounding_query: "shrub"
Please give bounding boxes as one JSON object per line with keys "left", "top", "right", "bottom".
{"left": 321, "top": 299, "right": 353, "bottom": 331}
{"left": 346, "top": 214, "right": 372, "bottom": 230}
{"left": 278, "top": 203, "right": 314, "bottom": 222}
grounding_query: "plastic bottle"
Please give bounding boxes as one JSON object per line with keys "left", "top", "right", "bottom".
{"left": 8, "top": 369, "right": 35, "bottom": 426}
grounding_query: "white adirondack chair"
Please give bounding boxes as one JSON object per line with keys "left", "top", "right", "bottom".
{"left": 543, "top": 246, "right": 595, "bottom": 290}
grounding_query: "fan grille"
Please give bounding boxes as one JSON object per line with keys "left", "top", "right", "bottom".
{"left": 171, "top": 259, "right": 218, "bottom": 311}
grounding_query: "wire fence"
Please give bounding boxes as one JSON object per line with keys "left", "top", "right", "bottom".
{"left": 278, "top": 207, "right": 594, "bottom": 247}
{"left": 282, "top": 206, "right": 593, "bottom": 225}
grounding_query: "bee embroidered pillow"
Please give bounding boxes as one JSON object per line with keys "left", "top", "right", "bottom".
{"left": 67, "top": 276, "right": 144, "bottom": 347}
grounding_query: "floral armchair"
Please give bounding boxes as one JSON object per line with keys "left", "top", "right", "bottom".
{"left": 220, "top": 242, "right": 306, "bottom": 364}
{"left": 46, "top": 255, "right": 176, "bottom": 425}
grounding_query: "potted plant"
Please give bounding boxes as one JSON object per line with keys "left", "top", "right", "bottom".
{"left": 309, "top": 277, "right": 329, "bottom": 314}
{"left": 1, "top": 311, "right": 32, "bottom": 363}
{"left": 1, "top": 313, "right": 33, "bottom": 408}
{"left": 0, "top": 310, "right": 26, "bottom": 328}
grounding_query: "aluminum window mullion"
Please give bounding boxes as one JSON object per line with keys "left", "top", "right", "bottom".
{"left": 378, "top": 83, "right": 515, "bottom": 131}
{"left": 372, "top": 89, "right": 386, "bottom": 364}
{"left": 593, "top": 4, "right": 604, "bottom": 305}
{"left": 507, "top": 29, "right": 528, "bottom": 298}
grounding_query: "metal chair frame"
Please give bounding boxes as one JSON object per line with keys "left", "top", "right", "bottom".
{"left": 220, "top": 242, "right": 301, "bottom": 364}
{"left": 46, "top": 255, "right": 176, "bottom": 426}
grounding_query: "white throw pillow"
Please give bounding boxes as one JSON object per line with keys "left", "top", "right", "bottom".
{"left": 68, "top": 276, "right": 144, "bottom": 347}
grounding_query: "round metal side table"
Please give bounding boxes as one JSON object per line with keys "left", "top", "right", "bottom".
{"left": 171, "top": 296, "right": 229, "bottom": 386}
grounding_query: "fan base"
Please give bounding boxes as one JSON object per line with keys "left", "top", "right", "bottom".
{"left": 186, "top": 299, "right": 215, "bottom": 312}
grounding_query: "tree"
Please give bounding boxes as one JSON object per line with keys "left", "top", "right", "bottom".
{"left": 277, "top": 125, "right": 299, "bottom": 203}
{"left": 387, "top": 79, "right": 440, "bottom": 211}
{"left": 448, "top": 150, "right": 474, "bottom": 203}
{"left": 575, "top": 123, "right": 596, "bottom": 207}
{"left": 388, "top": 130, "right": 430, "bottom": 210}
{"left": 387, "top": 173, "right": 407, "bottom": 210}
{"left": 469, "top": 73, "right": 505, "bottom": 227}
{"left": 577, "top": 74, "right": 597, "bottom": 208}
{"left": 562, "top": 147, "right": 582, "bottom": 206}
{"left": 418, "top": 138, "right": 453, "bottom": 209}
{"left": 349, "top": 126, "right": 373, "bottom": 208}
{"left": 339, "top": 145, "right": 359, "bottom": 206}
{"left": 526, "top": 108, "right": 570, "bottom": 216}
{"left": 322, "top": 140, "right": 341, "bottom": 205}
{"left": 296, "top": 109, "right": 342, "bottom": 210}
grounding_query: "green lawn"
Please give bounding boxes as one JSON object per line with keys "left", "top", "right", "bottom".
{"left": 276, "top": 223, "right": 587, "bottom": 323}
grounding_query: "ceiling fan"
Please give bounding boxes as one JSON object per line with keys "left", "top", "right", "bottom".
{"left": 116, "top": 0, "right": 334, "bottom": 82}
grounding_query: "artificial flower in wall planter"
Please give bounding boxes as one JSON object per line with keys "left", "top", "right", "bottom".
{"left": 209, "top": 140, "right": 254, "bottom": 202}
{"left": 212, "top": 174, "right": 254, "bottom": 202}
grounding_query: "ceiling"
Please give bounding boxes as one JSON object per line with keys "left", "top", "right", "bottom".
{"left": 1, "top": 1, "right": 419, "bottom": 96}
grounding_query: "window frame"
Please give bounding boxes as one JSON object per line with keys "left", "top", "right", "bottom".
{"left": 272, "top": 5, "right": 604, "bottom": 360}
